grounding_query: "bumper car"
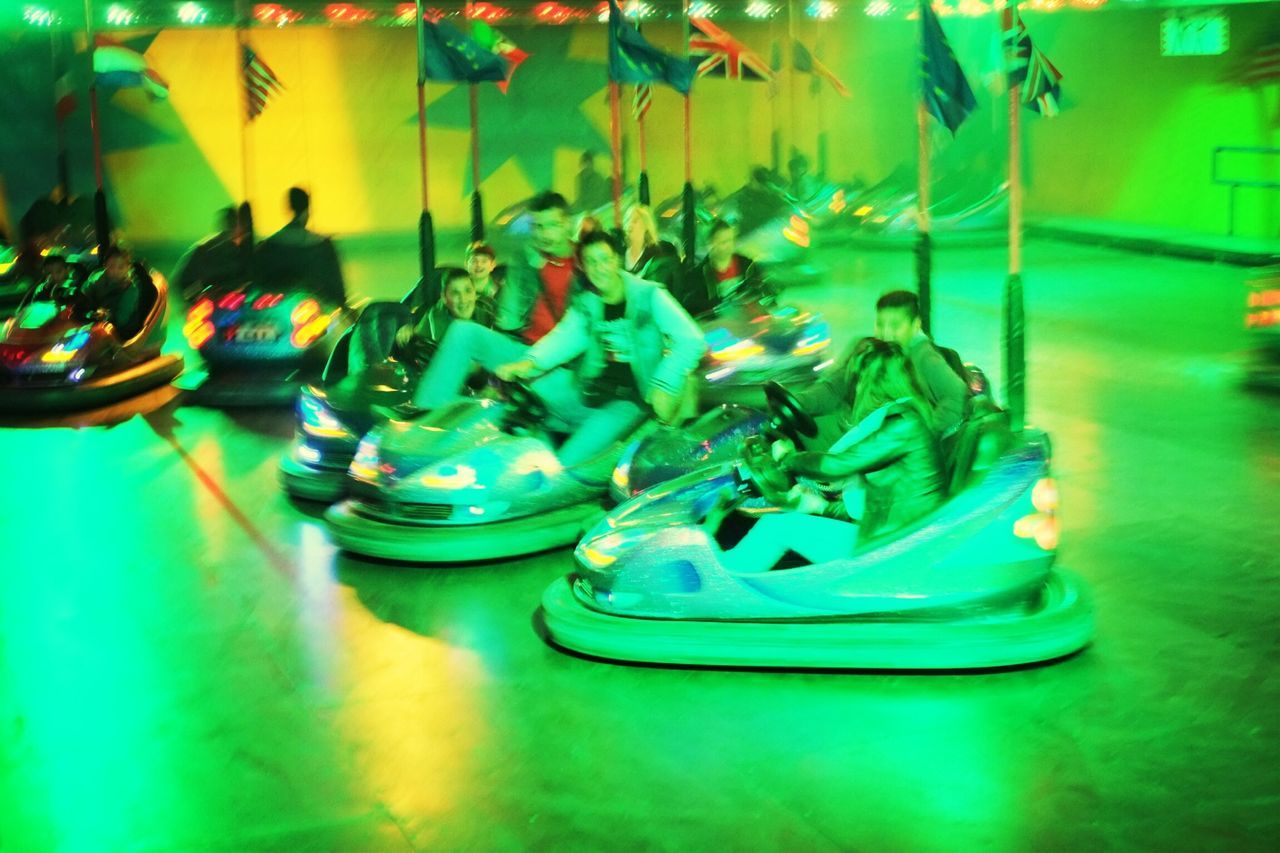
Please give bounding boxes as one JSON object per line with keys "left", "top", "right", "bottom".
{"left": 541, "top": 408, "right": 1093, "bottom": 670}
{"left": 1244, "top": 267, "right": 1280, "bottom": 392}
{"left": 0, "top": 264, "right": 183, "bottom": 414}
{"left": 183, "top": 283, "right": 353, "bottom": 406}
{"left": 324, "top": 385, "right": 643, "bottom": 563}
{"left": 697, "top": 296, "right": 831, "bottom": 404}
{"left": 842, "top": 169, "right": 1008, "bottom": 251}
{"left": 278, "top": 302, "right": 416, "bottom": 502}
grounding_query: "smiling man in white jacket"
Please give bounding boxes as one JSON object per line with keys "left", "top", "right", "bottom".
{"left": 412, "top": 230, "right": 707, "bottom": 466}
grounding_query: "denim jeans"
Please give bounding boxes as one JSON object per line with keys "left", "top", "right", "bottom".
{"left": 412, "top": 320, "right": 647, "bottom": 467}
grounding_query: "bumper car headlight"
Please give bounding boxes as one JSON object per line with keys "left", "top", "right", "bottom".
{"left": 299, "top": 391, "right": 356, "bottom": 440}
{"left": 349, "top": 435, "right": 383, "bottom": 484}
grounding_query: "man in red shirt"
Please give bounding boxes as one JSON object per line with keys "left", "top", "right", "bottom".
{"left": 677, "top": 218, "right": 772, "bottom": 317}
{"left": 498, "top": 191, "right": 578, "bottom": 343}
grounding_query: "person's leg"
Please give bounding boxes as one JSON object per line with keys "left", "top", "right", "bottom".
{"left": 556, "top": 399, "right": 648, "bottom": 467}
{"left": 412, "top": 321, "right": 527, "bottom": 408}
{"left": 720, "top": 512, "right": 858, "bottom": 573}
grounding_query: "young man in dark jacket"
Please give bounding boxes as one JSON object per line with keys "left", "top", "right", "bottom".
{"left": 677, "top": 219, "right": 772, "bottom": 318}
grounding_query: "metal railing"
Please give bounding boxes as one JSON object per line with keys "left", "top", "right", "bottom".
{"left": 1212, "top": 146, "right": 1280, "bottom": 236}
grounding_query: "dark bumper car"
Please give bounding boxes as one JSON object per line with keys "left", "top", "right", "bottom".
{"left": 0, "top": 265, "right": 182, "bottom": 414}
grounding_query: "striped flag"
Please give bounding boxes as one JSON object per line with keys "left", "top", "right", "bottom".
{"left": 1002, "top": 4, "right": 1063, "bottom": 117}
{"left": 1238, "top": 37, "right": 1280, "bottom": 86}
{"left": 243, "top": 46, "right": 283, "bottom": 121}
{"left": 93, "top": 35, "right": 168, "bottom": 99}
{"left": 689, "top": 17, "right": 774, "bottom": 82}
{"left": 793, "top": 39, "right": 850, "bottom": 98}
{"left": 472, "top": 20, "right": 529, "bottom": 94}
{"left": 632, "top": 83, "right": 651, "bottom": 121}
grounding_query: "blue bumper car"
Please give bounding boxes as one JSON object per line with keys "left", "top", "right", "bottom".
{"left": 324, "top": 387, "right": 645, "bottom": 563}
{"left": 541, "top": 411, "right": 1092, "bottom": 670}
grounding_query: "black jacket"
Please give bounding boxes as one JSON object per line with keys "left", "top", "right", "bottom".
{"left": 676, "top": 253, "right": 771, "bottom": 318}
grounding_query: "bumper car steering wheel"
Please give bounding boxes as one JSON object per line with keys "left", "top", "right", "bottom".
{"left": 735, "top": 434, "right": 795, "bottom": 505}
{"left": 764, "top": 380, "right": 818, "bottom": 444}
{"left": 501, "top": 380, "right": 548, "bottom": 432}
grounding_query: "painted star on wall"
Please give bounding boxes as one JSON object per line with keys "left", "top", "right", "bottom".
{"left": 412, "top": 27, "right": 610, "bottom": 192}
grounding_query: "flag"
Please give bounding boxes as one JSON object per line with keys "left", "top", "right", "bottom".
{"left": 1002, "top": 5, "right": 1063, "bottom": 116}
{"left": 93, "top": 35, "right": 168, "bottom": 99}
{"left": 418, "top": 18, "right": 508, "bottom": 85}
{"left": 688, "top": 17, "right": 774, "bottom": 82}
{"left": 471, "top": 20, "right": 529, "bottom": 94}
{"left": 920, "top": 1, "right": 976, "bottom": 134}
{"left": 243, "top": 45, "right": 283, "bottom": 121}
{"left": 53, "top": 33, "right": 77, "bottom": 121}
{"left": 633, "top": 83, "right": 652, "bottom": 121}
{"left": 607, "top": 0, "right": 696, "bottom": 95}
{"left": 793, "top": 39, "right": 850, "bottom": 98}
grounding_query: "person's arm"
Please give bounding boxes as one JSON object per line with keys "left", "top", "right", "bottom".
{"left": 648, "top": 286, "right": 709, "bottom": 396}
{"left": 784, "top": 411, "right": 916, "bottom": 480}
{"left": 494, "top": 261, "right": 533, "bottom": 333}
{"left": 916, "top": 346, "right": 969, "bottom": 434}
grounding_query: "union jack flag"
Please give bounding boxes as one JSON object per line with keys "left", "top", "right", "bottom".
{"left": 243, "top": 45, "right": 283, "bottom": 121}
{"left": 633, "top": 83, "right": 652, "bottom": 121}
{"left": 1002, "top": 5, "right": 1062, "bottom": 117}
{"left": 689, "top": 17, "right": 774, "bottom": 82}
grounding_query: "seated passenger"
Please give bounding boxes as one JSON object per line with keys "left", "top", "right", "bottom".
{"left": 465, "top": 241, "right": 503, "bottom": 305}
{"left": 677, "top": 219, "right": 772, "bottom": 318}
{"left": 30, "top": 249, "right": 78, "bottom": 303}
{"left": 872, "top": 290, "right": 970, "bottom": 437}
{"left": 499, "top": 190, "right": 581, "bottom": 345}
{"left": 79, "top": 245, "right": 146, "bottom": 340}
{"left": 410, "top": 231, "right": 706, "bottom": 466}
{"left": 394, "top": 269, "right": 494, "bottom": 367}
{"left": 256, "top": 187, "right": 347, "bottom": 305}
{"left": 173, "top": 207, "right": 250, "bottom": 300}
{"left": 722, "top": 341, "right": 945, "bottom": 571}
{"left": 736, "top": 166, "right": 787, "bottom": 237}
{"left": 624, "top": 204, "right": 680, "bottom": 291}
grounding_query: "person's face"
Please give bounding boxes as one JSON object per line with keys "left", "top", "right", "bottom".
{"left": 708, "top": 227, "right": 735, "bottom": 264}
{"left": 45, "top": 261, "right": 70, "bottom": 286}
{"left": 581, "top": 242, "right": 622, "bottom": 298}
{"left": 874, "top": 307, "right": 920, "bottom": 349}
{"left": 532, "top": 208, "right": 569, "bottom": 255}
{"left": 443, "top": 277, "right": 477, "bottom": 321}
{"left": 466, "top": 252, "right": 495, "bottom": 280}
{"left": 104, "top": 255, "right": 130, "bottom": 283}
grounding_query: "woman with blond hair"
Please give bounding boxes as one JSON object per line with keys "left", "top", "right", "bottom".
{"left": 623, "top": 204, "right": 680, "bottom": 290}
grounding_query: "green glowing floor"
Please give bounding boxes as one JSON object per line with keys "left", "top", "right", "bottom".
{"left": 1, "top": 239, "right": 1277, "bottom": 851}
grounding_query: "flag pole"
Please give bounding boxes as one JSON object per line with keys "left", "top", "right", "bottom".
{"left": 233, "top": 1, "right": 257, "bottom": 272}
{"left": 414, "top": 0, "right": 437, "bottom": 303}
{"left": 636, "top": 87, "right": 650, "bottom": 205}
{"left": 915, "top": 6, "right": 933, "bottom": 337}
{"left": 1004, "top": 12, "right": 1026, "bottom": 432}
{"left": 608, "top": 81, "right": 625, "bottom": 234}
{"left": 466, "top": 0, "right": 484, "bottom": 243}
{"left": 681, "top": 0, "right": 696, "bottom": 262}
{"left": 83, "top": 0, "right": 110, "bottom": 254}
{"left": 786, "top": 0, "right": 798, "bottom": 166}
{"left": 468, "top": 83, "right": 484, "bottom": 242}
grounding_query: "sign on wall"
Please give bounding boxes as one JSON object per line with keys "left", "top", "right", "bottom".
{"left": 1161, "top": 10, "right": 1229, "bottom": 57}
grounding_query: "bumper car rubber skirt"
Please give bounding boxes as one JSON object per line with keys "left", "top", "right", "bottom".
{"left": 325, "top": 499, "right": 605, "bottom": 563}
{"left": 0, "top": 354, "right": 183, "bottom": 415}
{"left": 278, "top": 451, "right": 349, "bottom": 502}
{"left": 539, "top": 568, "right": 1094, "bottom": 670}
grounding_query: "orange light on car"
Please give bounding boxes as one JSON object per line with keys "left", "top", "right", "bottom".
{"left": 828, "top": 189, "right": 847, "bottom": 214}
{"left": 291, "top": 298, "right": 320, "bottom": 326}
{"left": 783, "top": 215, "right": 810, "bottom": 248}
{"left": 184, "top": 298, "right": 216, "bottom": 349}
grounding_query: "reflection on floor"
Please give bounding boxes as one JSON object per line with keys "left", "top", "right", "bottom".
{"left": 1, "top": 239, "right": 1277, "bottom": 850}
